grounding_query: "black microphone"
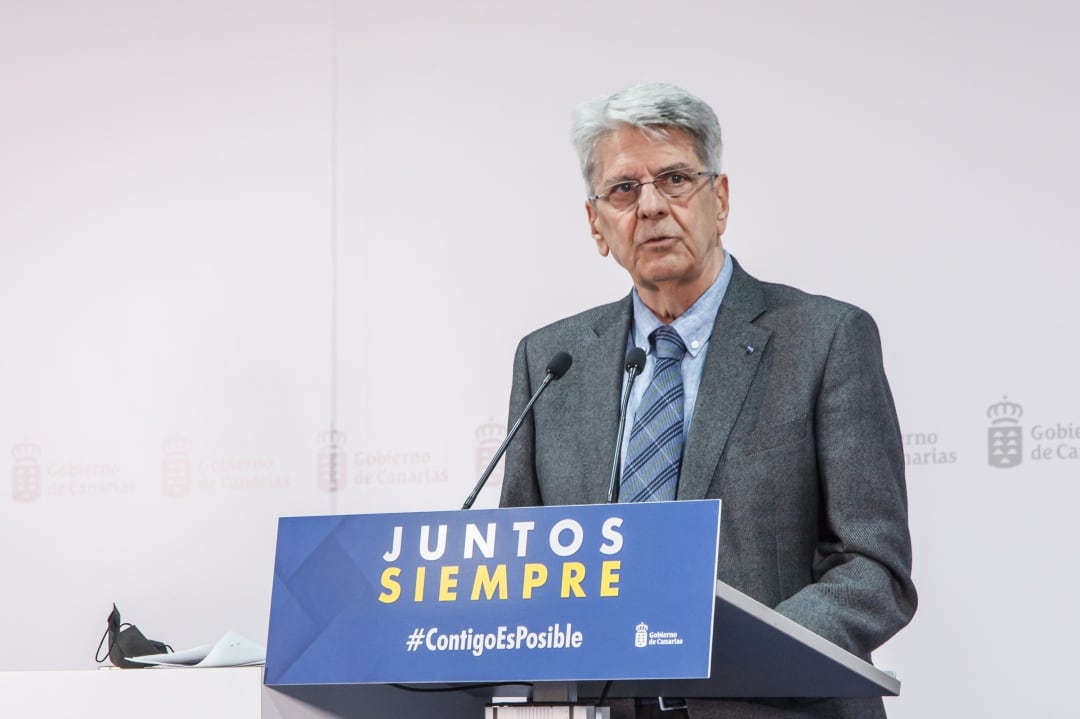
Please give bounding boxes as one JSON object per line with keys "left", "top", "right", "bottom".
{"left": 607, "top": 347, "right": 646, "bottom": 503}
{"left": 461, "top": 351, "right": 572, "bottom": 509}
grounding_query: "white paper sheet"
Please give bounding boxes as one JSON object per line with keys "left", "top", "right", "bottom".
{"left": 127, "top": 630, "right": 265, "bottom": 668}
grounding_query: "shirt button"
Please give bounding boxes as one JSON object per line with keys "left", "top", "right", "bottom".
{"left": 690, "top": 340, "right": 700, "bottom": 350}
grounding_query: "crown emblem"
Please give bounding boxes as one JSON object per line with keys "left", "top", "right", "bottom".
{"left": 162, "top": 436, "right": 192, "bottom": 455}
{"left": 987, "top": 396, "right": 1022, "bottom": 424}
{"left": 636, "top": 622, "right": 648, "bottom": 632}
{"left": 317, "top": 430, "right": 347, "bottom": 449}
{"left": 476, "top": 419, "right": 504, "bottom": 444}
{"left": 12, "top": 441, "right": 41, "bottom": 462}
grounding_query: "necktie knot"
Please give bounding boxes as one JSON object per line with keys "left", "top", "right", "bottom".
{"left": 651, "top": 326, "right": 687, "bottom": 361}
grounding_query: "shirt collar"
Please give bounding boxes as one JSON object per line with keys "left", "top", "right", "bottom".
{"left": 631, "top": 250, "right": 733, "bottom": 358}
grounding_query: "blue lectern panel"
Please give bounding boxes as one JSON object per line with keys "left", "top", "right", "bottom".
{"left": 265, "top": 500, "right": 720, "bottom": 686}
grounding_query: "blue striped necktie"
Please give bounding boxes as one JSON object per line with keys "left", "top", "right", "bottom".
{"left": 620, "top": 326, "right": 687, "bottom": 502}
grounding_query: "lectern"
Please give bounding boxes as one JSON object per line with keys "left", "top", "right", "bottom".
{"left": 263, "top": 502, "right": 898, "bottom": 718}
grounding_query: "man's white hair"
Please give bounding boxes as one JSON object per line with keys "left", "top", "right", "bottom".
{"left": 571, "top": 82, "right": 723, "bottom": 194}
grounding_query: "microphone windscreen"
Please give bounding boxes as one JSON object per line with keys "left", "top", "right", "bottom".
{"left": 625, "top": 347, "right": 646, "bottom": 372}
{"left": 546, "top": 351, "right": 573, "bottom": 379}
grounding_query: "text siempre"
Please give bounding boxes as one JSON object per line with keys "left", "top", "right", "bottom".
{"left": 378, "top": 517, "right": 624, "bottom": 603}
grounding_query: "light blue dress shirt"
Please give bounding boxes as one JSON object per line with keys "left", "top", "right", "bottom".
{"left": 620, "top": 250, "right": 734, "bottom": 478}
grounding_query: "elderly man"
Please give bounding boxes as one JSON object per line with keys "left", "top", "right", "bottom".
{"left": 499, "top": 83, "right": 917, "bottom": 719}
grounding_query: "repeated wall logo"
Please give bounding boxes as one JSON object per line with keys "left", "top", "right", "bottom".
{"left": 162, "top": 436, "right": 193, "bottom": 497}
{"left": 316, "top": 430, "right": 348, "bottom": 493}
{"left": 161, "top": 436, "right": 289, "bottom": 495}
{"left": 311, "top": 430, "right": 450, "bottom": 490}
{"left": 475, "top": 418, "right": 506, "bottom": 492}
{"left": 352, "top": 449, "right": 448, "bottom": 487}
{"left": 9, "top": 441, "right": 130, "bottom": 499}
{"left": 989, "top": 396, "right": 1080, "bottom": 464}
{"left": 987, "top": 397, "right": 1023, "bottom": 468}
{"left": 11, "top": 441, "right": 42, "bottom": 503}
{"left": 903, "top": 430, "right": 957, "bottom": 466}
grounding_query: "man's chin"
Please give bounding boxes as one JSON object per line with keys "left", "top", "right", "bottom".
{"left": 633, "top": 258, "right": 696, "bottom": 287}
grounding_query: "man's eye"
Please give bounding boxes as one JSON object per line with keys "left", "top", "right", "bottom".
{"left": 611, "top": 182, "right": 637, "bottom": 195}
{"left": 665, "top": 172, "right": 689, "bottom": 185}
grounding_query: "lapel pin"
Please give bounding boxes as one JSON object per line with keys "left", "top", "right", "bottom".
{"left": 745, "top": 345, "right": 755, "bottom": 354}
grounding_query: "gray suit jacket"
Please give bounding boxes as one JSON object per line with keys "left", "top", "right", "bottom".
{"left": 500, "top": 258, "right": 916, "bottom": 718}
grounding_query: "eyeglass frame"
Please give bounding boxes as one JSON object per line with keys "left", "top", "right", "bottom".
{"left": 587, "top": 168, "right": 720, "bottom": 209}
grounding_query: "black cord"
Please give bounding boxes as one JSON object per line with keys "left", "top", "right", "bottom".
{"left": 94, "top": 626, "right": 111, "bottom": 663}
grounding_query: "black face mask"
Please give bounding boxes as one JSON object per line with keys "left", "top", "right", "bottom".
{"left": 95, "top": 604, "right": 172, "bottom": 668}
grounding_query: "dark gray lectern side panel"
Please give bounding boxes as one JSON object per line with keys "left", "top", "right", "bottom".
{"left": 580, "top": 581, "right": 899, "bottom": 699}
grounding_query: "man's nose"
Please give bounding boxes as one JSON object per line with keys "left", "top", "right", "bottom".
{"left": 637, "top": 182, "right": 669, "bottom": 218}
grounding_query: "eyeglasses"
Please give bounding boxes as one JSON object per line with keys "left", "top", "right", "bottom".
{"left": 589, "top": 169, "right": 719, "bottom": 211}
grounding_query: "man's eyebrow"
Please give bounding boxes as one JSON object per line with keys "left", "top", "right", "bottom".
{"left": 600, "top": 162, "right": 695, "bottom": 187}
{"left": 655, "top": 162, "right": 695, "bottom": 174}
{"left": 599, "top": 172, "right": 639, "bottom": 187}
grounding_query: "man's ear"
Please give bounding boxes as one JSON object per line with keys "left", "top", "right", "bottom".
{"left": 714, "top": 174, "right": 730, "bottom": 236}
{"left": 586, "top": 201, "right": 610, "bottom": 257}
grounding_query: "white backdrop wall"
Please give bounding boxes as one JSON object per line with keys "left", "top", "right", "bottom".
{"left": 2, "top": 1, "right": 1078, "bottom": 717}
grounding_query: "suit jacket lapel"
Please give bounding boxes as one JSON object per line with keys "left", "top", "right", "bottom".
{"left": 580, "top": 296, "right": 634, "bottom": 503}
{"left": 678, "top": 260, "right": 772, "bottom": 500}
